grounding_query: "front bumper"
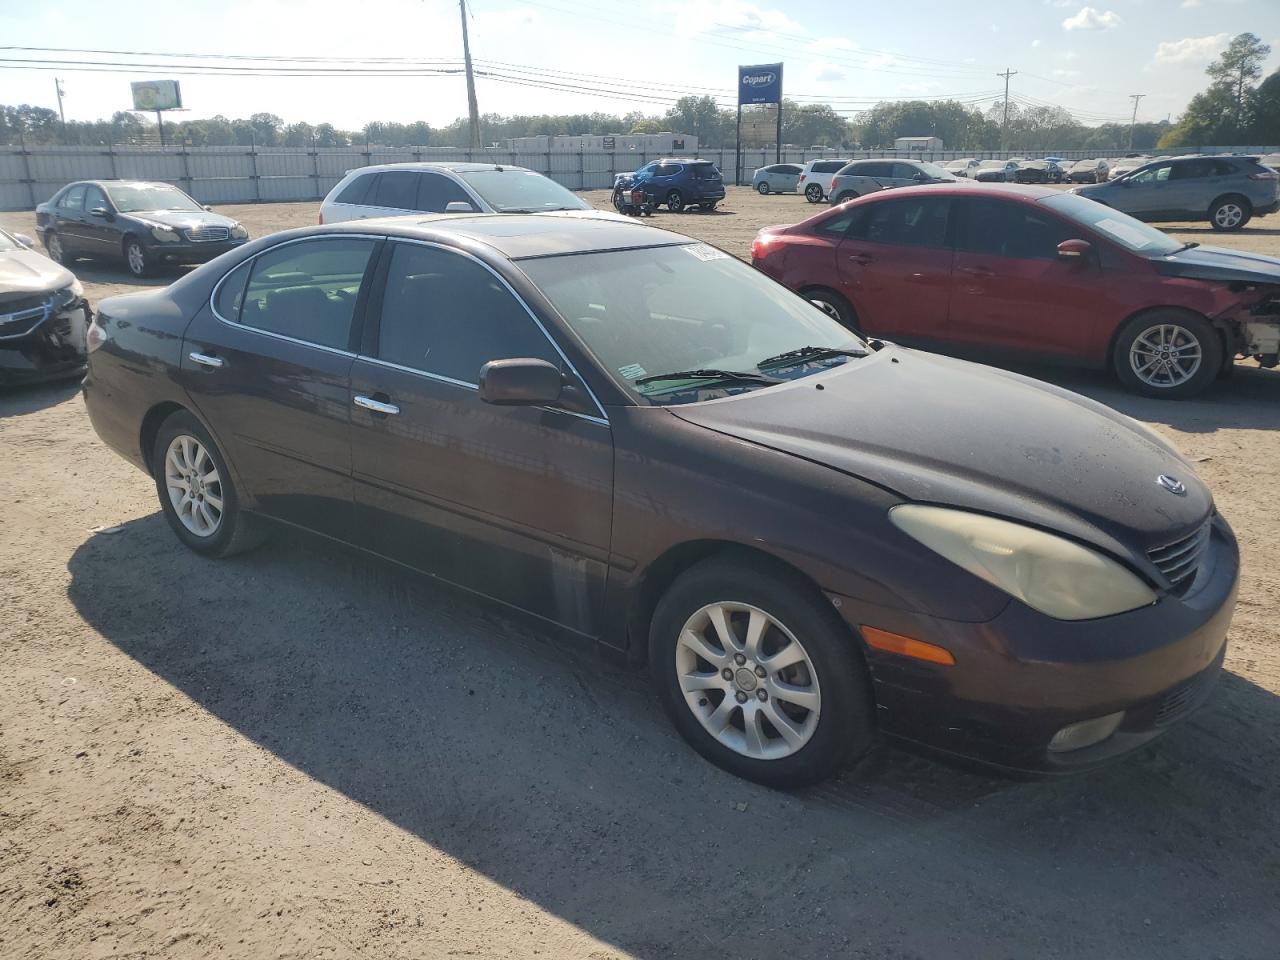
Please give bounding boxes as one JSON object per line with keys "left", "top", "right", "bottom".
{"left": 0, "top": 300, "right": 90, "bottom": 386}
{"left": 145, "top": 238, "right": 247, "bottom": 264}
{"left": 829, "top": 513, "right": 1239, "bottom": 775}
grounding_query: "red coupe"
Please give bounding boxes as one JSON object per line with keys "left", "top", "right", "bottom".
{"left": 751, "top": 183, "right": 1280, "bottom": 397}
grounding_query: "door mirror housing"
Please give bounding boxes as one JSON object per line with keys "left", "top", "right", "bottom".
{"left": 203, "top": 204, "right": 214, "bottom": 211}
{"left": 1057, "top": 239, "right": 1092, "bottom": 261}
{"left": 13, "top": 232, "right": 34, "bottom": 248}
{"left": 479, "top": 358, "right": 563, "bottom": 406}
{"left": 89, "top": 206, "right": 113, "bottom": 220}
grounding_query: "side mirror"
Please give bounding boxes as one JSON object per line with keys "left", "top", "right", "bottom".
{"left": 479, "top": 358, "right": 563, "bottom": 406}
{"left": 444, "top": 201, "right": 476, "bottom": 213}
{"left": 203, "top": 204, "right": 213, "bottom": 211}
{"left": 13, "top": 232, "right": 34, "bottom": 248}
{"left": 1057, "top": 239, "right": 1092, "bottom": 261}
{"left": 89, "top": 206, "right": 113, "bottom": 220}
{"left": 912, "top": 173, "right": 926, "bottom": 182}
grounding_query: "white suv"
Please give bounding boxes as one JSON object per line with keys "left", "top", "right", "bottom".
{"left": 797, "top": 159, "right": 851, "bottom": 203}
{"left": 319, "top": 162, "right": 597, "bottom": 224}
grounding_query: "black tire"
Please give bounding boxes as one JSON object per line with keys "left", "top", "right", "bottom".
{"left": 665, "top": 190, "right": 685, "bottom": 213}
{"left": 44, "top": 231, "right": 69, "bottom": 265}
{"left": 699, "top": 201, "right": 718, "bottom": 212}
{"left": 1112, "top": 309, "right": 1222, "bottom": 399}
{"left": 124, "top": 235, "right": 152, "bottom": 278}
{"left": 832, "top": 191, "right": 855, "bottom": 205}
{"left": 801, "top": 287, "right": 860, "bottom": 332}
{"left": 1209, "top": 195, "right": 1251, "bottom": 232}
{"left": 649, "top": 555, "right": 874, "bottom": 787}
{"left": 805, "top": 183, "right": 824, "bottom": 203}
{"left": 152, "top": 410, "right": 264, "bottom": 558}
{"left": 757, "top": 182, "right": 770, "bottom": 195}
{"left": 612, "top": 188, "right": 627, "bottom": 213}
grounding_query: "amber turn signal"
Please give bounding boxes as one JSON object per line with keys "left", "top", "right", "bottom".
{"left": 861, "top": 626, "right": 956, "bottom": 666}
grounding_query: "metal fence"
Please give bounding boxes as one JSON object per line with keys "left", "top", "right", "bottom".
{"left": 4, "top": 142, "right": 1279, "bottom": 211}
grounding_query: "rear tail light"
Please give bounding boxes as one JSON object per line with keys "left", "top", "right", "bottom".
{"left": 799, "top": 173, "right": 806, "bottom": 182}
{"left": 318, "top": 211, "right": 325, "bottom": 224}
{"left": 86, "top": 315, "right": 107, "bottom": 353}
{"left": 830, "top": 177, "right": 837, "bottom": 191}
{"left": 1249, "top": 170, "right": 1278, "bottom": 180}
{"left": 751, "top": 233, "right": 777, "bottom": 259}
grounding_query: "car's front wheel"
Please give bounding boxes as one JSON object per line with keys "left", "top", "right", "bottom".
{"left": 757, "top": 181, "right": 770, "bottom": 195}
{"left": 1113, "top": 310, "right": 1222, "bottom": 399}
{"left": 805, "top": 183, "right": 824, "bottom": 203}
{"left": 124, "top": 236, "right": 152, "bottom": 278}
{"left": 1209, "top": 195, "right": 1251, "bottom": 231}
{"left": 666, "top": 190, "right": 685, "bottom": 213}
{"left": 802, "top": 287, "right": 860, "bottom": 332}
{"left": 152, "top": 410, "right": 264, "bottom": 557}
{"left": 650, "top": 556, "right": 874, "bottom": 787}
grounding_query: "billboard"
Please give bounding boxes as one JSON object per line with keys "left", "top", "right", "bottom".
{"left": 131, "top": 80, "right": 183, "bottom": 111}
{"left": 738, "top": 64, "right": 782, "bottom": 105}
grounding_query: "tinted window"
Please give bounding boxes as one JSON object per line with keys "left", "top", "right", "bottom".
{"left": 370, "top": 171, "right": 419, "bottom": 209}
{"left": 850, "top": 161, "right": 892, "bottom": 178}
{"left": 375, "top": 242, "right": 557, "bottom": 383}
{"left": 83, "top": 185, "right": 109, "bottom": 212}
{"left": 891, "top": 163, "right": 922, "bottom": 180}
{"left": 1214, "top": 159, "right": 1241, "bottom": 176}
{"left": 956, "top": 199, "right": 1075, "bottom": 260}
{"left": 849, "top": 197, "right": 949, "bottom": 247}
{"left": 60, "top": 185, "right": 86, "bottom": 211}
{"left": 213, "top": 260, "right": 252, "bottom": 321}
{"left": 814, "top": 161, "right": 845, "bottom": 173}
{"left": 779, "top": 164, "right": 802, "bottom": 175}
{"left": 416, "top": 172, "right": 476, "bottom": 212}
{"left": 336, "top": 173, "right": 374, "bottom": 205}
{"left": 239, "top": 238, "right": 376, "bottom": 350}
{"left": 1171, "top": 159, "right": 1215, "bottom": 180}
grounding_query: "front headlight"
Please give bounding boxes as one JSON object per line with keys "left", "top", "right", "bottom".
{"left": 150, "top": 224, "right": 179, "bottom": 243}
{"left": 890, "top": 505, "right": 1156, "bottom": 620}
{"left": 230, "top": 223, "right": 249, "bottom": 240}
{"left": 51, "top": 278, "right": 84, "bottom": 307}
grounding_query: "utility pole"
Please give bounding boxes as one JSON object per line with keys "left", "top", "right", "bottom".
{"left": 459, "top": 0, "right": 482, "bottom": 149}
{"left": 997, "top": 68, "right": 1017, "bottom": 148}
{"left": 54, "top": 77, "right": 66, "bottom": 127}
{"left": 1127, "top": 94, "right": 1145, "bottom": 151}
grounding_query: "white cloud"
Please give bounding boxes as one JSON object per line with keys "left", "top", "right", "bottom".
{"left": 679, "top": 1, "right": 802, "bottom": 37}
{"left": 1154, "top": 33, "right": 1230, "bottom": 64}
{"left": 809, "top": 63, "right": 847, "bottom": 83}
{"left": 1031, "top": 38, "right": 1042, "bottom": 48}
{"left": 1062, "top": 7, "right": 1123, "bottom": 31}
{"left": 1180, "top": 0, "right": 1201, "bottom": 7}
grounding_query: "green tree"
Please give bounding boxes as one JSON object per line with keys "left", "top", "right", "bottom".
{"left": 1207, "top": 32, "right": 1271, "bottom": 136}
{"left": 663, "top": 96, "right": 732, "bottom": 147}
{"left": 1249, "top": 71, "right": 1280, "bottom": 143}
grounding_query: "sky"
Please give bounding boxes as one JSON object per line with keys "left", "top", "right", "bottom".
{"left": 2, "top": 0, "right": 1278, "bottom": 132}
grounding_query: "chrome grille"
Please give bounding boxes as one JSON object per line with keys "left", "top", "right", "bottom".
{"left": 1147, "top": 522, "right": 1210, "bottom": 593}
{"left": 0, "top": 300, "right": 49, "bottom": 340}
{"left": 184, "top": 225, "right": 230, "bottom": 242}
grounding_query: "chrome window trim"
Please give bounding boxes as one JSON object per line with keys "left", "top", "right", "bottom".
{"left": 208, "top": 232, "right": 384, "bottom": 356}
{"left": 375, "top": 237, "right": 610, "bottom": 424}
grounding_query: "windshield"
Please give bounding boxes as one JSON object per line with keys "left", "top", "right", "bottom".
{"left": 519, "top": 243, "right": 865, "bottom": 405}
{"left": 106, "top": 183, "right": 202, "bottom": 213}
{"left": 458, "top": 170, "right": 590, "bottom": 212}
{"left": 1042, "top": 193, "right": 1182, "bottom": 256}
{"left": 918, "top": 161, "right": 950, "bottom": 179}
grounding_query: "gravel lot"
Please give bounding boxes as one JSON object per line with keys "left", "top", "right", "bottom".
{"left": 2, "top": 187, "right": 1279, "bottom": 959}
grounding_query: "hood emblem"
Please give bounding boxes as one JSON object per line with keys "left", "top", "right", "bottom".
{"left": 1157, "top": 474, "right": 1187, "bottom": 496}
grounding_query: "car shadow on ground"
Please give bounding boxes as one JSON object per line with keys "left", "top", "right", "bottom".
{"left": 65, "top": 261, "right": 192, "bottom": 287}
{"left": 65, "top": 515, "right": 1280, "bottom": 957}
{"left": 0, "top": 377, "right": 82, "bottom": 418}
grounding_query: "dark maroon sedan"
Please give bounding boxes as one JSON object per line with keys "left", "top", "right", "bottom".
{"left": 83, "top": 214, "right": 1236, "bottom": 785}
{"left": 752, "top": 183, "right": 1280, "bottom": 398}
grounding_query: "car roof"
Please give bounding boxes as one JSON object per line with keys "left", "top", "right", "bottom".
{"left": 350, "top": 162, "right": 533, "bottom": 176}
{"left": 321, "top": 211, "right": 698, "bottom": 260}
{"left": 852, "top": 182, "right": 1060, "bottom": 202}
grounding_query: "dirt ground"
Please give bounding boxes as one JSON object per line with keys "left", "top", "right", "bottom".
{"left": 2, "top": 188, "right": 1280, "bottom": 959}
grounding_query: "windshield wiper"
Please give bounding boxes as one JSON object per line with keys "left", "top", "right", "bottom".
{"left": 1169, "top": 241, "right": 1201, "bottom": 254}
{"left": 756, "top": 345, "right": 869, "bottom": 369}
{"left": 633, "top": 368, "right": 784, "bottom": 387}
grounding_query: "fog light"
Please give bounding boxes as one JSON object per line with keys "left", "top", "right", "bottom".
{"left": 1048, "top": 711, "right": 1124, "bottom": 753}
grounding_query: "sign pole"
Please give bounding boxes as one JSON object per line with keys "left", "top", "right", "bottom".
{"left": 775, "top": 64, "right": 783, "bottom": 164}
{"left": 735, "top": 102, "right": 742, "bottom": 186}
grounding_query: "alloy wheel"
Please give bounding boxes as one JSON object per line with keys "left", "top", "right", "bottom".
{"left": 675, "top": 602, "right": 821, "bottom": 760}
{"left": 757, "top": 182, "right": 770, "bottom": 194}
{"left": 126, "top": 241, "right": 146, "bottom": 276}
{"left": 1213, "top": 202, "right": 1244, "bottom": 229}
{"left": 164, "top": 434, "right": 224, "bottom": 537}
{"left": 805, "top": 184, "right": 823, "bottom": 203}
{"left": 1129, "top": 323, "right": 1203, "bottom": 389}
{"left": 667, "top": 190, "right": 684, "bottom": 212}
{"left": 810, "top": 298, "right": 843, "bottom": 322}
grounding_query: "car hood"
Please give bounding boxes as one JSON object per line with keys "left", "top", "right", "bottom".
{"left": 669, "top": 347, "right": 1211, "bottom": 558}
{"left": 0, "top": 248, "right": 74, "bottom": 294}
{"left": 125, "top": 209, "right": 239, "bottom": 230}
{"left": 1155, "top": 244, "right": 1280, "bottom": 286}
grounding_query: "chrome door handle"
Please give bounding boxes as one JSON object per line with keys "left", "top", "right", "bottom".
{"left": 189, "top": 351, "right": 224, "bottom": 369}
{"left": 354, "top": 395, "right": 400, "bottom": 415}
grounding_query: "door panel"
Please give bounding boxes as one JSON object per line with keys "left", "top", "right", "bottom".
{"left": 348, "top": 240, "right": 613, "bottom": 635}
{"left": 80, "top": 186, "right": 119, "bottom": 256}
{"left": 177, "top": 237, "right": 379, "bottom": 538}
{"left": 55, "top": 185, "right": 89, "bottom": 252}
{"left": 834, "top": 196, "right": 953, "bottom": 342}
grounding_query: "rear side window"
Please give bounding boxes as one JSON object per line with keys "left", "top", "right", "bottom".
{"left": 370, "top": 171, "right": 419, "bottom": 210}
{"left": 1171, "top": 159, "right": 1216, "bottom": 180}
{"left": 1217, "top": 159, "right": 1245, "bottom": 176}
{"left": 955, "top": 199, "right": 1074, "bottom": 260}
{"left": 239, "top": 238, "right": 377, "bottom": 350}
{"left": 213, "top": 260, "right": 252, "bottom": 320}
{"left": 849, "top": 197, "right": 950, "bottom": 248}
{"left": 375, "top": 242, "right": 557, "bottom": 383}
{"left": 336, "top": 174, "right": 375, "bottom": 205}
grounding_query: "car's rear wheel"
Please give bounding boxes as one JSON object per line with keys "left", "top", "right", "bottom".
{"left": 832, "top": 191, "right": 856, "bottom": 204}
{"left": 801, "top": 287, "right": 860, "bottom": 333}
{"left": 666, "top": 190, "right": 685, "bottom": 212}
{"left": 45, "top": 231, "right": 68, "bottom": 264}
{"left": 649, "top": 556, "right": 874, "bottom": 787}
{"left": 152, "top": 410, "right": 264, "bottom": 557}
{"left": 805, "top": 183, "right": 824, "bottom": 203}
{"left": 1113, "top": 310, "right": 1222, "bottom": 399}
{"left": 757, "top": 182, "right": 770, "bottom": 195}
{"left": 1209, "top": 195, "right": 1251, "bottom": 231}
{"left": 124, "top": 236, "right": 152, "bottom": 278}
{"left": 699, "top": 201, "right": 718, "bottom": 212}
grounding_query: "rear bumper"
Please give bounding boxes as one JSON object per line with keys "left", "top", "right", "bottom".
{"left": 828, "top": 513, "right": 1239, "bottom": 776}
{"left": 1254, "top": 199, "right": 1280, "bottom": 216}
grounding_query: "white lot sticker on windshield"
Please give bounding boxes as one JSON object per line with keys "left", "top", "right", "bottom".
{"left": 618, "top": 363, "right": 647, "bottom": 380}
{"left": 1094, "top": 217, "right": 1155, "bottom": 249}
{"left": 684, "top": 243, "right": 730, "bottom": 261}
